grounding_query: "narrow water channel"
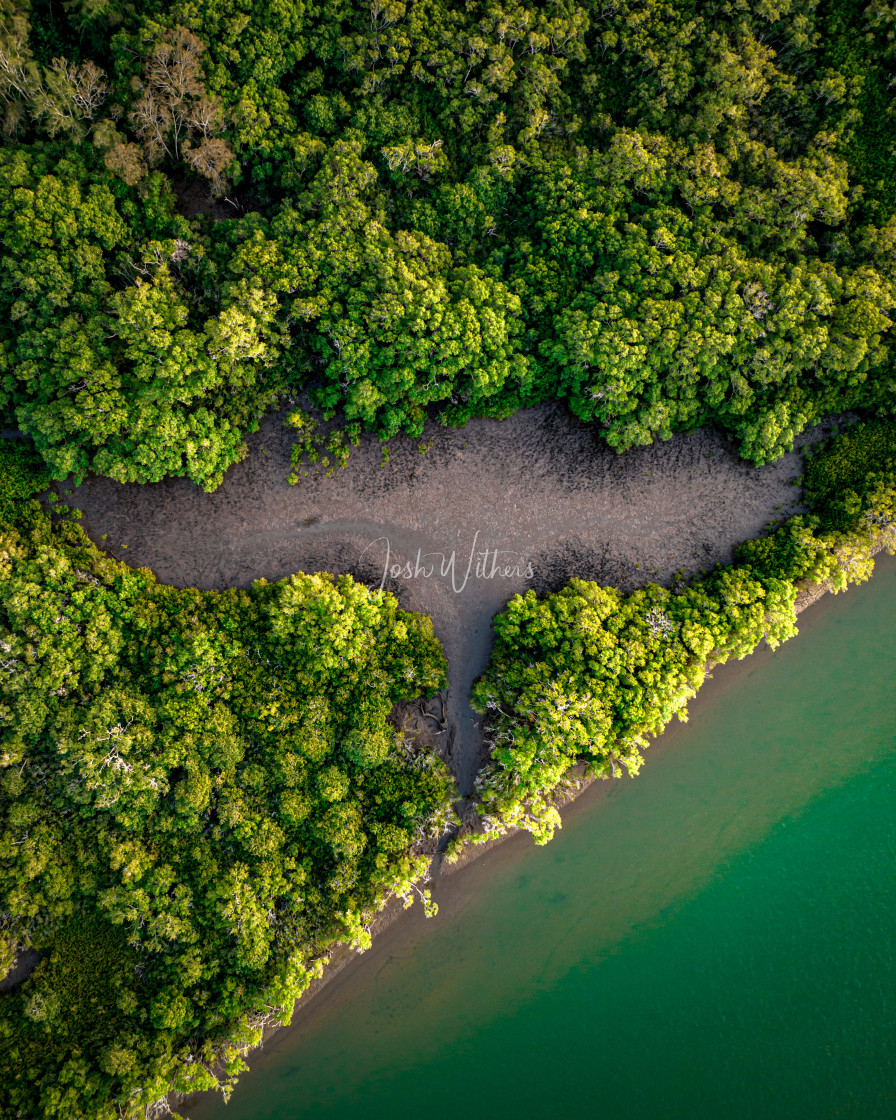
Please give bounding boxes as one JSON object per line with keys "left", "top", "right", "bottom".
{"left": 188, "top": 553, "right": 896, "bottom": 1120}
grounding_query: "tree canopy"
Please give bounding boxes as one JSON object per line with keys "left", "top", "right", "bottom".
{"left": 0, "top": 0, "right": 894, "bottom": 483}
{"left": 3, "top": 1, "right": 896, "bottom": 1113}
{"left": 0, "top": 443, "right": 453, "bottom": 1119}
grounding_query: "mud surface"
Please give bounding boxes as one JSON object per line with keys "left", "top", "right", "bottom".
{"left": 65, "top": 403, "right": 825, "bottom": 795}
{"left": 0, "top": 949, "right": 40, "bottom": 993}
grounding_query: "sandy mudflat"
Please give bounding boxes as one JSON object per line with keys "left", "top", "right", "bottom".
{"left": 65, "top": 402, "right": 830, "bottom": 796}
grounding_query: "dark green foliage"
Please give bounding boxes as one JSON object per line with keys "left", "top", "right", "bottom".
{"left": 0, "top": 440, "right": 51, "bottom": 524}
{"left": 801, "top": 416, "right": 896, "bottom": 532}
{"left": 0, "top": 0, "right": 895, "bottom": 482}
{"left": 826, "top": 0, "right": 896, "bottom": 223}
{"left": 0, "top": 467, "right": 452, "bottom": 1119}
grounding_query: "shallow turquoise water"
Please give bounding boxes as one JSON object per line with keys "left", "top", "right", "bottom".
{"left": 195, "top": 557, "right": 896, "bottom": 1120}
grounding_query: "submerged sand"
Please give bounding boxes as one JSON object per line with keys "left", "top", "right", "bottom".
{"left": 65, "top": 402, "right": 830, "bottom": 796}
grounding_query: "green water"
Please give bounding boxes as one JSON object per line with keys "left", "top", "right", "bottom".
{"left": 195, "top": 558, "right": 896, "bottom": 1120}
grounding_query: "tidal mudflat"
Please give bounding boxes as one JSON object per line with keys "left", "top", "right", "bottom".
{"left": 67, "top": 404, "right": 828, "bottom": 796}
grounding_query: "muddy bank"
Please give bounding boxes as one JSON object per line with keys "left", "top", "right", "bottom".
{"left": 0, "top": 949, "right": 39, "bottom": 993}
{"left": 65, "top": 403, "right": 829, "bottom": 796}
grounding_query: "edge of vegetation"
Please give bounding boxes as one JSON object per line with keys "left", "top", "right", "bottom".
{"left": 458, "top": 416, "right": 896, "bottom": 852}
{"left": 2, "top": 413, "right": 894, "bottom": 1117}
{"left": 0, "top": 440, "right": 455, "bottom": 1119}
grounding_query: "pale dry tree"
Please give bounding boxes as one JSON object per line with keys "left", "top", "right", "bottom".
{"left": 128, "top": 25, "right": 234, "bottom": 194}
{"left": 0, "top": 7, "right": 108, "bottom": 139}
{"left": 0, "top": 4, "right": 38, "bottom": 124}
{"left": 183, "top": 135, "right": 233, "bottom": 196}
{"left": 34, "top": 57, "right": 108, "bottom": 136}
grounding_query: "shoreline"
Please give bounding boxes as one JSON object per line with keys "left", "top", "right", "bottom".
{"left": 172, "top": 545, "right": 893, "bottom": 1118}
{"left": 3, "top": 410, "right": 886, "bottom": 1116}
